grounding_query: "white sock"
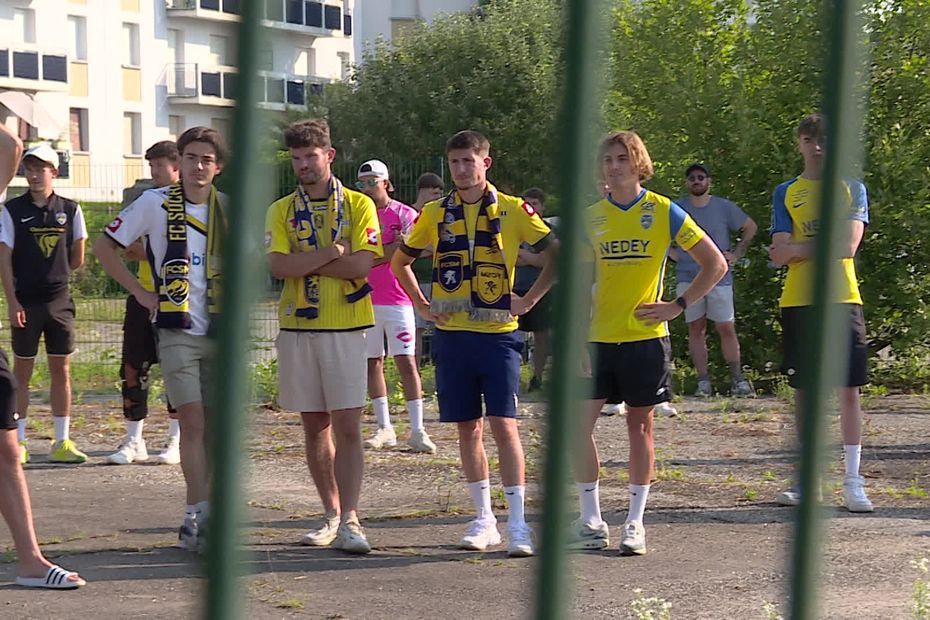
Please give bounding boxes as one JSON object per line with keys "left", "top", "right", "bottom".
{"left": 16, "top": 418, "right": 26, "bottom": 442}
{"left": 468, "top": 479, "right": 494, "bottom": 522}
{"left": 167, "top": 419, "right": 181, "bottom": 442}
{"left": 627, "top": 484, "right": 651, "bottom": 524}
{"left": 504, "top": 485, "right": 526, "bottom": 528}
{"left": 844, "top": 444, "right": 862, "bottom": 477}
{"left": 407, "top": 399, "right": 424, "bottom": 432}
{"left": 54, "top": 416, "right": 70, "bottom": 442}
{"left": 127, "top": 419, "right": 144, "bottom": 442}
{"left": 577, "top": 480, "right": 603, "bottom": 527}
{"left": 194, "top": 500, "right": 210, "bottom": 522}
{"left": 372, "top": 396, "right": 391, "bottom": 429}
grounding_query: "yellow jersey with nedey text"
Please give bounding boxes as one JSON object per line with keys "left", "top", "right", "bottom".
{"left": 586, "top": 189, "right": 705, "bottom": 344}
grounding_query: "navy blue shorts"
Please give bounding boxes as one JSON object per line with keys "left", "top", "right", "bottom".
{"left": 431, "top": 329, "right": 523, "bottom": 422}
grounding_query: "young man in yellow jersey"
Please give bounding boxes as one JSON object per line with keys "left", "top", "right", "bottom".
{"left": 107, "top": 141, "right": 182, "bottom": 466}
{"left": 265, "top": 119, "right": 382, "bottom": 554}
{"left": 392, "top": 130, "right": 557, "bottom": 557}
{"left": 0, "top": 117, "right": 85, "bottom": 589}
{"left": 572, "top": 131, "right": 726, "bottom": 555}
{"left": 768, "top": 113, "right": 873, "bottom": 512}
{"left": 95, "top": 126, "right": 228, "bottom": 552}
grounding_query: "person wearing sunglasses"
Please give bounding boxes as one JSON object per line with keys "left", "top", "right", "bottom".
{"left": 355, "top": 160, "right": 437, "bottom": 455}
{"left": 673, "top": 162, "right": 757, "bottom": 397}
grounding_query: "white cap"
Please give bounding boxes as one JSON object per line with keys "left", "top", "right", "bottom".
{"left": 23, "top": 143, "right": 60, "bottom": 170}
{"left": 357, "top": 159, "right": 389, "bottom": 180}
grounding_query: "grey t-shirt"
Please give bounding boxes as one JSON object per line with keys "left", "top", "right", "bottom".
{"left": 675, "top": 195, "right": 747, "bottom": 286}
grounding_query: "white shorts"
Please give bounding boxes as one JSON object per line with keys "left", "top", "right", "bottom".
{"left": 676, "top": 282, "right": 735, "bottom": 324}
{"left": 366, "top": 304, "right": 416, "bottom": 358}
{"left": 276, "top": 330, "right": 367, "bottom": 412}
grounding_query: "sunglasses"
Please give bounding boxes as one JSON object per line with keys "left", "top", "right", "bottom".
{"left": 687, "top": 174, "right": 707, "bottom": 182}
{"left": 355, "top": 178, "right": 382, "bottom": 189}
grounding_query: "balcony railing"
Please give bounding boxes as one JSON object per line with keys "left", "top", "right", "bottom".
{"left": 166, "top": 63, "right": 322, "bottom": 108}
{"left": 0, "top": 46, "right": 68, "bottom": 89}
{"left": 166, "top": 0, "right": 352, "bottom": 35}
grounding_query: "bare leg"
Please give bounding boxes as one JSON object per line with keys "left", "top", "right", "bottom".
{"left": 687, "top": 318, "right": 709, "bottom": 378}
{"left": 300, "top": 412, "right": 339, "bottom": 515}
{"left": 487, "top": 417, "right": 525, "bottom": 487}
{"left": 626, "top": 406, "right": 655, "bottom": 485}
{"left": 176, "top": 401, "right": 209, "bottom": 504}
{"left": 13, "top": 357, "right": 34, "bottom": 420}
{"left": 330, "top": 407, "right": 364, "bottom": 522}
{"left": 47, "top": 355, "right": 71, "bottom": 418}
{"left": 457, "top": 419, "right": 489, "bottom": 483}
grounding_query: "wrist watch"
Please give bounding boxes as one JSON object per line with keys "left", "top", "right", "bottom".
{"left": 675, "top": 296, "right": 688, "bottom": 310}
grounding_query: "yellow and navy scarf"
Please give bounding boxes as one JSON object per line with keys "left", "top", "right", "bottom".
{"left": 288, "top": 177, "right": 371, "bottom": 319}
{"left": 431, "top": 183, "right": 511, "bottom": 323}
{"left": 153, "top": 182, "right": 224, "bottom": 329}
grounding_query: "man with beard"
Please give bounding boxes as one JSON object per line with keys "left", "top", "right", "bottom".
{"left": 674, "top": 163, "right": 757, "bottom": 397}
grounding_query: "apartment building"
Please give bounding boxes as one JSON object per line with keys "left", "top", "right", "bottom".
{"left": 353, "top": 0, "right": 475, "bottom": 60}
{"left": 0, "top": 0, "right": 354, "bottom": 201}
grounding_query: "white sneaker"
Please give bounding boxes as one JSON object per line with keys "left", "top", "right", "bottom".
{"left": 407, "top": 429, "right": 437, "bottom": 454}
{"left": 364, "top": 426, "right": 397, "bottom": 449}
{"left": 619, "top": 520, "right": 646, "bottom": 556}
{"left": 459, "top": 519, "right": 502, "bottom": 551}
{"left": 176, "top": 515, "right": 199, "bottom": 551}
{"left": 507, "top": 523, "right": 536, "bottom": 557}
{"left": 567, "top": 519, "right": 610, "bottom": 550}
{"left": 301, "top": 512, "right": 341, "bottom": 546}
{"left": 601, "top": 403, "right": 625, "bottom": 416}
{"left": 655, "top": 402, "right": 678, "bottom": 417}
{"left": 843, "top": 474, "right": 874, "bottom": 512}
{"left": 106, "top": 437, "right": 148, "bottom": 465}
{"left": 777, "top": 485, "right": 801, "bottom": 506}
{"left": 153, "top": 438, "right": 181, "bottom": 465}
{"left": 332, "top": 519, "right": 371, "bottom": 554}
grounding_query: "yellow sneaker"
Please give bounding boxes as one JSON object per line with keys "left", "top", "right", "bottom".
{"left": 50, "top": 439, "right": 88, "bottom": 464}
{"left": 18, "top": 441, "right": 29, "bottom": 465}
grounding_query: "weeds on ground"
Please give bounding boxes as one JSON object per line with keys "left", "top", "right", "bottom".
{"left": 629, "top": 590, "right": 672, "bottom": 620}
{"left": 912, "top": 555, "right": 929, "bottom": 619}
{"left": 762, "top": 600, "right": 784, "bottom": 620}
{"left": 654, "top": 448, "right": 684, "bottom": 481}
{"left": 772, "top": 376, "right": 793, "bottom": 402}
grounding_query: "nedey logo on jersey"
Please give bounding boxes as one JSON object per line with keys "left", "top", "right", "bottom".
{"left": 599, "top": 239, "right": 652, "bottom": 260}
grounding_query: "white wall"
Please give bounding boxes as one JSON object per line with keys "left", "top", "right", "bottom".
{"left": 354, "top": 0, "right": 476, "bottom": 61}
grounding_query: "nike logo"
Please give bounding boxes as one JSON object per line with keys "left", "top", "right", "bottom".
{"left": 20, "top": 216, "right": 34, "bottom": 223}
{"left": 505, "top": 492, "right": 515, "bottom": 496}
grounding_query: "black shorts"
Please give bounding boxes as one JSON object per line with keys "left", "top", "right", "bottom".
{"left": 11, "top": 295, "right": 75, "bottom": 358}
{"left": 516, "top": 290, "right": 550, "bottom": 333}
{"left": 122, "top": 295, "right": 158, "bottom": 368}
{"left": 780, "top": 304, "right": 868, "bottom": 389}
{"left": 0, "top": 350, "right": 18, "bottom": 429}
{"left": 592, "top": 337, "right": 672, "bottom": 407}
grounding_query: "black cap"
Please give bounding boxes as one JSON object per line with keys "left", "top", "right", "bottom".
{"left": 685, "top": 162, "right": 710, "bottom": 178}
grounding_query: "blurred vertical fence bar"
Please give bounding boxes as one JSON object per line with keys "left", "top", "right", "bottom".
{"left": 535, "top": 1, "right": 607, "bottom": 618}
{"left": 790, "top": 1, "right": 868, "bottom": 618}
{"left": 205, "top": 3, "right": 271, "bottom": 619}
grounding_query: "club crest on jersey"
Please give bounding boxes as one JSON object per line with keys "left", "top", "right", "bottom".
{"left": 640, "top": 213, "right": 653, "bottom": 230}
{"left": 162, "top": 258, "right": 190, "bottom": 306}
{"left": 35, "top": 232, "right": 61, "bottom": 258}
{"left": 55, "top": 212, "right": 67, "bottom": 226}
{"left": 438, "top": 255, "right": 463, "bottom": 292}
{"left": 475, "top": 264, "right": 506, "bottom": 304}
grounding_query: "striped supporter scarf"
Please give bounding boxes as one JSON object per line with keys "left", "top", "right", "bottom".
{"left": 431, "top": 183, "right": 512, "bottom": 323}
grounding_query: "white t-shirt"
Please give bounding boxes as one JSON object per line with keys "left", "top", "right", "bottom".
{"left": 105, "top": 187, "right": 212, "bottom": 336}
{"left": 0, "top": 200, "right": 88, "bottom": 249}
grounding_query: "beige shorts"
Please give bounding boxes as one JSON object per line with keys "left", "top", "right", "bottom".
{"left": 157, "top": 328, "right": 213, "bottom": 408}
{"left": 676, "top": 282, "right": 735, "bottom": 324}
{"left": 276, "top": 330, "right": 368, "bottom": 412}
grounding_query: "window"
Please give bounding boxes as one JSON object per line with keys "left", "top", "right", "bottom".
{"left": 201, "top": 72, "right": 222, "bottom": 97}
{"left": 12, "top": 51, "right": 39, "bottom": 80}
{"left": 13, "top": 9, "right": 36, "bottom": 44}
{"left": 123, "top": 112, "right": 141, "bottom": 155}
{"left": 17, "top": 118, "right": 38, "bottom": 143}
{"left": 201, "top": 0, "right": 220, "bottom": 9}
{"left": 343, "top": 13, "right": 352, "bottom": 36}
{"left": 324, "top": 4, "right": 341, "bottom": 29}
{"left": 0, "top": 50, "right": 8, "bottom": 77}
{"left": 258, "top": 48, "right": 273, "bottom": 71}
{"left": 68, "top": 16, "right": 88, "bottom": 61}
{"left": 294, "top": 48, "right": 315, "bottom": 75}
{"left": 222, "top": 0, "right": 240, "bottom": 13}
{"left": 265, "top": 0, "right": 284, "bottom": 22}
{"left": 123, "top": 23, "right": 140, "bottom": 67}
{"left": 286, "top": 80, "right": 305, "bottom": 105}
{"left": 69, "top": 108, "right": 89, "bottom": 152}
{"left": 209, "top": 35, "right": 230, "bottom": 66}
{"left": 286, "top": 0, "right": 302, "bottom": 24}
{"left": 169, "top": 115, "right": 184, "bottom": 140}
{"left": 43, "top": 55, "right": 68, "bottom": 82}
{"left": 305, "top": 1, "right": 322, "bottom": 27}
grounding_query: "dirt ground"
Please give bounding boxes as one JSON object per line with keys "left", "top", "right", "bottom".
{"left": 1, "top": 393, "right": 928, "bottom": 619}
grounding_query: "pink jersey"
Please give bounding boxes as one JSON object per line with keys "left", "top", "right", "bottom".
{"left": 369, "top": 199, "right": 417, "bottom": 306}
